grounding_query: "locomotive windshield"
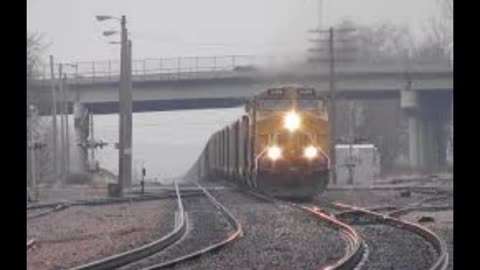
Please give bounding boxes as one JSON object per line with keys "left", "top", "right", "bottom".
{"left": 258, "top": 99, "right": 291, "bottom": 110}
{"left": 297, "top": 99, "right": 325, "bottom": 110}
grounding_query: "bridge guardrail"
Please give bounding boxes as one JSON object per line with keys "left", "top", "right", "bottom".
{"left": 31, "top": 55, "right": 452, "bottom": 84}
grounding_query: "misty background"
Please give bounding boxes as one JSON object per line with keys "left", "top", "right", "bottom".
{"left": 27, "top": 0, "right": 453, "bottom": 182}
{"left": 27, "top": 0, "right": 449, "bottom": 62}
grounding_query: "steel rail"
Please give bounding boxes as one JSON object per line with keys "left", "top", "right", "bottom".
{"left": 66, "top": 182, "right": 187, "bottom": 270}
{"left": 244, "top": 190, "right": 365, "bottom": 270}
{"left": 388, "top": 204, "right": 453, "bottom": 218}
{"left": 332, "top": 202, "right": 449, "bottom": 270}
{"left": 299, "top": 205, "right": 365, "bottom": 270}
{"left": 137, "top": 183, "right": 243, "bottom": 270}
{"left": 27, "top": 203, "right": 68, "bottom": 219}
{"left": 26, "top": 190, "right": 203, "bottom": 211}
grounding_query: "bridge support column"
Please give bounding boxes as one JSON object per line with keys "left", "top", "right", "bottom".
{"left": 402, "top": 84, "right": 453, "bottom": 174}
{"left": 73, "top": 101, "right": 89, "bottom": 174}
{"left": 74, "top": 102, "right": 87, "bottom": 128}
{"left": 401, "top": 83, "right": 423, "bottom": 172}
{"left": 407, "top": 113, "right": 420, "bottom": 170}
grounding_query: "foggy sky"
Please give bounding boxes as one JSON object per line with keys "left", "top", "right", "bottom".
{"left": 27, "top": 0, "right": 443, "bottom": 63}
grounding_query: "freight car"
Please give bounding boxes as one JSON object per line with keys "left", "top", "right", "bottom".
{"left": 186, "top": 86, "right": 330, "bottom": 199}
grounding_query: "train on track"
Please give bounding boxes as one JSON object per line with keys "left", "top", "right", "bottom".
{"left": 186, "top": 86, "right": 330, "bottom": 199}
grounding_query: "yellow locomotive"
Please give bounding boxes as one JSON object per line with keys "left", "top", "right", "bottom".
{"left": 186, "top": 86, "right": 330, "bottom": 199}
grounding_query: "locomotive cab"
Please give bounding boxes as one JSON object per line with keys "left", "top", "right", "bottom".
{"left": 250, "top": 87, "right": 331, "bottom": 199}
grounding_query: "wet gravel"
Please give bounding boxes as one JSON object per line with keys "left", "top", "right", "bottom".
{"left": 354, "top": 224, "right": 437, "bottom": 270}
{"left": 118, "top": 194, "right": 232, "bottom": 270}
{"left": 400, "top": 210, "right": 454, "bottom": 270}
{"left": 313, "top": 185, "right": 452, "bottom": 270}
{"left": 167, "top": 189, "right": 346, "bottom": 270}
{"left": 27, "top": 199, "right": 176, "bottom": 270}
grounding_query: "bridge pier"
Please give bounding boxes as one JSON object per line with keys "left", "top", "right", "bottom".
{"left": 402, "top": 84, "right": 452, "bottom": 173}
{"left": 74, "top": 102, "right": 87, "bottom": 128}
{"left": 73, "top": 101, "right": 89, "bottom": 174}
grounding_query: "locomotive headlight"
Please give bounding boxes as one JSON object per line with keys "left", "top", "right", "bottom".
{"left": 267, "top": 146, "right": 282, "bottom": 160}
{"left": 304, "top": 145, "right": 318, "bottom": 159}
{"left": 284, "top": 111, "right": 301, "bottom": 131}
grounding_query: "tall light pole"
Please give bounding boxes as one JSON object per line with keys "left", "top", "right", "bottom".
{"left": 96, "top": 15, "right": 132, "bottom": 196}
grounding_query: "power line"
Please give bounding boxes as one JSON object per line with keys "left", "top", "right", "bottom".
{"left": 307, "top": 26, "right": 357, "bottom": 185}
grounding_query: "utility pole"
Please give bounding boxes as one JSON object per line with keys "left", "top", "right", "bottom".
{"left": 328, "top": 27, "right": 337, "bottom": 185}
{"left": 308, "top": 27, "right": 356, "bottom": 185}
{"left": 29, "top": 106, "right": 37, "bottom": 201}
{"left": 95, "top": 14, "right": 131, "bottom": 196}
{"left": 89, "top": 112, "right": 96, "bottom": 169}
{"left": 49, "top": 56, "right": 58, "bottom": 185}
{"left": 64, "top": 74, "right": 70, "bottom": 175}
{"left": 125, "top": 39, "right": 133, "bottom": 188}
{"left": 118, "top": 15, "right": 128, "bottom": 196}
{"left": 58, "top": 63, "right": 66, "bottom": 185}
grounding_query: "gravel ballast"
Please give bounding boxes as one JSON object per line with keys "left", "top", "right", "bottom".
{"left": 400, "top": 210, "right": 454, "bottom": 270}
{"left": 354, "top": 224, "right": 437, "bottom": 270}
{"left": 168, "top": 189, "right": 346, "bottom": 270}
{"left": 118, "top": 194, "right": 232, "bottom": 270}
{"left": 27, "top": 199, "right": 176, "bottom": 270}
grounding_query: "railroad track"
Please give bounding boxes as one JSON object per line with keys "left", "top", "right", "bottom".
{"left": 63, "top": 183, "right": 187, "bottom": 270}
{"left": 247, "top": 188, "right": 448, "bottom": 270}
{"left": 328, "top": 202, "right": 449, "bottom": 270}
{"left": 26, "top": 188, "right": 205, "bottom": 221}
{"left": 244, "top": 190, "right": 365, "bottom": 270}
{"left": 66, "top": 183, "right": 241, "bottom": 270}
{"left": 27, "top": 202, "right": 69, "bottom": 219}
{"left": 28, "top": 183, "right": 450, "bottom": 269}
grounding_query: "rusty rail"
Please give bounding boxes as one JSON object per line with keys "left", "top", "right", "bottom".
{"left": 244, "top": 190, "right": 365, "bottom": 270}
{"left": 138, "top": 184, "right": 243, "bottom": 269}
{"left": 67, "top": 182, "right": 187, "bottom": 270}
{"left": 333, "top": 202, "right": 449, "bottom": 270}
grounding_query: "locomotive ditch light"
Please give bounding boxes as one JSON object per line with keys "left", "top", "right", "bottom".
{"left": 267, "top": 146, "right": 282, "bottom": 160}
{"left": 304, "top": 145, "right": 318, "bottom": 159}
{"left": 284, "top": 111, "right": 301, "bottom": 132}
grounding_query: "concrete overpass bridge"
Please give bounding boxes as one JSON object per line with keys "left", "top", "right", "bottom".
{"left": 30, "top": 55, "right": 452, "bottom": 112}
{"left": 29, "top": 55, "right": 453, "bottom": 174}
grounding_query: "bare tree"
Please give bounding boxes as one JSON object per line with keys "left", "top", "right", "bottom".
{"left": 27, "top": 32, "right": 56, "bottom": 187}
{"left": 334, "top": 19, "right": 415, "bottom": 63}
{"left": 27, "top": 32, "right": 46, "bottom": 80}
{"left": 414, "top": 0, "right": 452, "bottom": 64}
{"left": 27, "top": 32, "right": 48, "bottom": 110}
